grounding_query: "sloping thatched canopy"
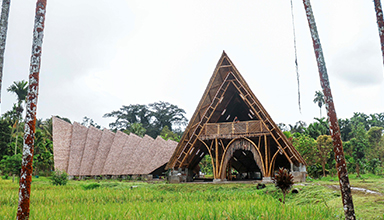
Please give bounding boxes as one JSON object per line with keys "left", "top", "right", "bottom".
{"left": 167, "top": 51, "right": 306, "bottom": 180}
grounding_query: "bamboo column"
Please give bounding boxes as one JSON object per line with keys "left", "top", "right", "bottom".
{"left": 17, "top": 1, "right": 47, "bottom": 219}
{"left": 374, "top": 0, "right": 384, "bottom": 65}
{"left": 302, "top": 1, "right": 355, "bottom": 219}
{"left": 0, "top": 0, "right": 10, "bottom": 104}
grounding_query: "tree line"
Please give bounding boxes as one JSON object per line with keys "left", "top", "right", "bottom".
{"left": 280, "top": 112, "right": 384, "bottom": 178}
{"left": 0, "top": 80, "right": 188, "bottom": 178}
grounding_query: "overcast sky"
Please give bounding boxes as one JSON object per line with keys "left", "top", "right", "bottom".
{"left": 0, "top": 1, "right": 383, "bottom": 129}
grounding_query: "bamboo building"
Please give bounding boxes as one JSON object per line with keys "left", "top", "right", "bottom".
{"left": 52, "top": 116, "right": 177, "bottom": 178}
{"left": 53, "top": 52, "right": 306, "bottom": 182}
{"left": 166, "top": 52, "right": 307, "bottom": 182}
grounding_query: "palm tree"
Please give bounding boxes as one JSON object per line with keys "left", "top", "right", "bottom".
{"left": 313, "top": 90, "right": 325, "bottom": 118}
{"left": 0, "top": 0, "right": 11, "bottom": 104}
{"left": 7, "top": 80, "right": 28, "bottom": 154}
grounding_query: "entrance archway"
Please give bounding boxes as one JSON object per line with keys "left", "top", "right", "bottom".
{"left": 219, "top": 138, "right": 264, "bottom": 180}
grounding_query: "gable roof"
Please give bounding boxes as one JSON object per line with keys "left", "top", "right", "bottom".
{"left": 166, "top": 51, "right": 305, "bottom": 170}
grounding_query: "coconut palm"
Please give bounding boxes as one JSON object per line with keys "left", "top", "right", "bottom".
{"left": 7, "top": 80, "right": 28, "bottom": 117}
{"left": 313, "top": 90, "right": 325, "bottom": 118}
{"left": 7, "top": 80, "right": 28, "bottom": 154}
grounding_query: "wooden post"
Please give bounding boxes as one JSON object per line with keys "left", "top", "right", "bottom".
{"left": 302, "top": 1, "right": 355, "bottom": 219}
{"left": 0, "top": 0, "right": 10, "bottom": 104}
{"left": 17, "top": 1, "right": 47, "bottom": 219}
{"left": 264, "top": 135, "right": 268, "bottom": 177}
{"left": 215, "top": 138, "right": 218, "bottom": 179}
{"left": 374, "top": 0, "right": 384, "bottom": 65}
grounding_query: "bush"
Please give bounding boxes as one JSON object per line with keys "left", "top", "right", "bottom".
{"left": 51, "top": 170, "right": 68, "bottom": 186}
{"left": 81, "top": 183, "right": 100, "bottom": 190}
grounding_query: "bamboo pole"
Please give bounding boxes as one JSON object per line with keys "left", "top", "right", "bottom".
{"left": 17, "top": 0, "right": 47, "bottom": 219}
{"left": 302, "top": 1, "right": 355, "bottom": 219}
{"left": 0, "top": 0, "right": 10, "bottom": 104}
{"left": 374, "top": 0, "right": 384, "bottom": 65}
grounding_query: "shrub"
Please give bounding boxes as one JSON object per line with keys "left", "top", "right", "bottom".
{"left": 81, "top": 183, "right": 100, "bottom": 190}
{"left": 273, "top": 168, "right": 294, "bottom": 204}
{"left": 51, "top": 170, "right": 68, "bottom": 186}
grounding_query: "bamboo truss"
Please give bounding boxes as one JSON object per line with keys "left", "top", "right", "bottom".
{"left": 166, "top": 52, "right": 306, "bottom": 180}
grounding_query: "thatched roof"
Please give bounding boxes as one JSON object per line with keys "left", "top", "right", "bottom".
{"left": 52, "top": 117, "right": 73, "bottom": 172}
{"left": 67, "top": 122, "right": 88, "bottom": 176}
{"left": 79, "top": 126, "right": 102, "bottom": 176}
{"left": 52, "top": 116, "right": 177, "bottom": 176}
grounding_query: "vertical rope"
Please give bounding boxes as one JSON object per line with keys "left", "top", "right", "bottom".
{"left": 290, "top": 0, "right": 301, "bottom": 113}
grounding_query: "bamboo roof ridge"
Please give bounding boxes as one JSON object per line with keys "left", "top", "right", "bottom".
{"left": 52, "top": 116, "right": 72, "bottom": 172}
{"left": 67, "top": 122, "right": 88, "bottom": 176}
{"left": 79, "top": 126, "right": 102, "bottom": 176}
{"left": 91, "top": 129, "right": 115, "bottom": 176}
{"left": 102, "top": 131, "right": 129, "bottom": 175}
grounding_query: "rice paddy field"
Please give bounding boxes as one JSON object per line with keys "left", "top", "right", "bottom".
{"left": 0, "top": 174, "right": 383, "bottom": 219}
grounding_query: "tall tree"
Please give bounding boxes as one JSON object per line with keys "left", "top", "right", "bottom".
{"left": 0, "top": 0, "right": 11, "bottom": 104}
{"left": 149, "top": 101, "right": 187, "bottom": 132}
{"left": 374, "top": 0, "right": 384, "bottom": 65}
{"left": 305, "top": 117, "right": 329, "bottom": 139}
{"left": 7, "top": 80, "right": 28, "bottom": 117}
{"left": 17, "top": 0, "right": 47, "bottom": 219}
{"left": 317, "top": 135, "right": 333, "bottom": 177}
{"left": 7, "top": 80, "right": 28, "bottom": 155}
{"left": 104, "top": 104, "right": 151, "bottom": 131}
{"left": 104, "top": 101, "right": 187, "bottom": 138}
{"left": 313, "top": 90, "right": 324, "bottom": 118}
{"left": 303, "top": 0, "right": 355, "bottom": 218}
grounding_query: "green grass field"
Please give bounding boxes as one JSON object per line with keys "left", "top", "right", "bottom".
{"left": 0, "top": 175, "right": 383, "bottom": 219}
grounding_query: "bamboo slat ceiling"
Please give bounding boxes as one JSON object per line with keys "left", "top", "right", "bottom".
{"left": 52, "top": 117, "right": 177, "bottom": 176}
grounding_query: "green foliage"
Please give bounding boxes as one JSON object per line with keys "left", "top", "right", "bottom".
{"left": 104, "top": 101, "right": 188, "bottom": 138}
{"left": 51, "top": 170, "right": 68, "bottom": 186}
{"left": 124, "top": 123, "right": 146, "bottom": 137}
{"left": 81, "top": 183, "right": 101, "bottom": 190}
{"left": 160, "top": 125, "right": 180, "bottom": 141}
{"left": 316, "top": 135, "right": 333, "bottom": 177}
{"left": 0, "top": 119, "right": 11, "bottom": 157}
{"left": 292, "top": 133, "right": 318, "bottom": 166}
{"left": 199, "top": 155, "right": 213, "bottom": 175}
{"left": 305, "top": 117, "right": 329, "bottom": 139}
{"left": 0, "top": 154, "right": 21, "bottom": 175}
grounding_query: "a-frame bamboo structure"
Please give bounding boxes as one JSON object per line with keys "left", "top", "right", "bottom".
{"left": 166, "top": 51, "right": 306, "bottom": 181}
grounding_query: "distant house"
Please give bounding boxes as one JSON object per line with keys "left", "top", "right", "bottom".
{"left": 166, "top": 52, "right": 306, "bottom": 182}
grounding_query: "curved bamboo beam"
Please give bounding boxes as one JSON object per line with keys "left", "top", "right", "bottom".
{"left": 217, "top": 137, "right": 265, "bottom": 179}
{"left": 198, "top": 139, "right": 216, "bottom": 178}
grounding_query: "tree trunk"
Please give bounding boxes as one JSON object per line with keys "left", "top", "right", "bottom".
{"left": 322, "top": 160, "right": 326, "bottom": 177}
{"left": 17, "top": 1, "right": 47, "bottom": 219}
{"left": 356, "top": 163, "right": 360, "bottom": 178}
{"left": 0, "top": 0, "right": 10, "bottom": 104}
{"left": 374, "top": 0, "right": 384, "bottom": 65}
{"left": 302, "top": 1, "right": 355, "bottom": 219}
